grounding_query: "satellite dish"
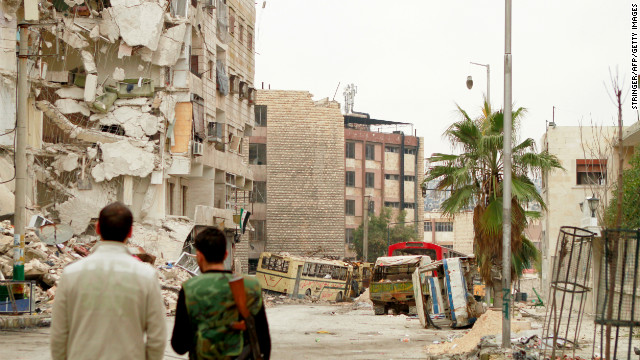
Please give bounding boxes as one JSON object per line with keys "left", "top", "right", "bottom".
{"left": 38, "top": 224, "right": 74, "bottom": 245}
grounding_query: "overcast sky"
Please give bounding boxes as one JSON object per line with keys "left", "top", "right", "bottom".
{"left": 254, "top": 1, "right": 632, "bottom": 156}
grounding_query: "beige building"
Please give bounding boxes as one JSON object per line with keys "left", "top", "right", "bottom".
{"left": 344, "top": 117, "right": 424, "bottom": 258}
{"left": 248, "top": 90, "right": 345, "bottom": 269}
{"left": 0, "top": 0, "right": 257, "bottom": 271}
{"left": 423, "top": 211, "right": 474, "bottom": 255}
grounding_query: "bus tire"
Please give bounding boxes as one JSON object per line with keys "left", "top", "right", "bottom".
{"left": 374, "top": 303, "right": 385, "bottom": 315}
{"left": 336, "top": 291, "right": 343, "bottom": 302}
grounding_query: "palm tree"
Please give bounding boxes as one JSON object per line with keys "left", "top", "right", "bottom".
{"left": 424, "top": 101, "right": 562, "bottom": 305}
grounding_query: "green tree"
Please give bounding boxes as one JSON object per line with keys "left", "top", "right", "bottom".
{"left": 423, "top": 101, "right": 562, "bottom": 300}
{"left": 353, "top": 207, "right": 419, "bottom": 262}
{"left": 605, "top": 146, "right": 640, "bottom": 229}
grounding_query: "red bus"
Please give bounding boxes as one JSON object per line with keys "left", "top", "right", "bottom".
{"left": 388, "top": 242, "right": 468, "bottom": 261}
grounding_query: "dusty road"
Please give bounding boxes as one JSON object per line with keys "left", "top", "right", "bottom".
{"left": 267, "top": 303, "right": 445, "bottom": 359}
{"left": 0, "top": 303, "right": 451, "bottom": 359}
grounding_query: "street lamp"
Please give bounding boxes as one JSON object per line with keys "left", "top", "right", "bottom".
{"left": 468, "top": 62, "right": 490, "bottom": 106}
{"left": 587, "top": 194, "right": 599, "bottom": 218}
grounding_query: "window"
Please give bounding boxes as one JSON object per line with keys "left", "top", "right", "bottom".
{"left": 367, "top": 200, "right": 375, "bottom": 213}
{"left": 345, "top": 200, "right": 355, "bottom": 216}
{"left": 385, "top": 174, "right": 399, "bottom": 180}
{"left": 404, "top": 175, "right": 415, "bottom": 182}
{"left": 424, "top": 221, "right": 432, "bottom": 231}
{"left": 229, "top": 11, "right": 235, "bottom": 35}
{"left": 345, "top": 142, "right": 355, "bottom": 158}
{"left": 365, "top": 172, "right": 375, "bottom": 188}
{"left": 435, "top": 222, "right": 453, "bottom": 232}
{"left": 345, "top": 171, "right": 355, "bottom": 187}
{"left": 441, "top": 244, "right": 454, "bottom": 249}
{"left": 255, "top": 105, "right": 267, "bottom": 127}
{"left": 238, "top": 24, "right": 244, "bottom": 44}
{"left": 247, "top": 30, "right": 253, "bottom": 51}
{"left": 345, "top": 228, "right": 354, "bottom": 249}
{"left": 384, "top": 201, "right": 399, "bottom": 208}
{"left": 168, "top": 183, "right": 175, "bottom": 215}
{"left": 261, "top": 256, "right": 289, "bottom": 273}
{"left": 385, "top": 146, "right": 399, "bottom": 153}
{"left": 249, "top": 143, "right": 266, "bottom": 165}
{"left": 576, "top": 159, "right": 607, "bottom": 185}
{"left": 404, "top": 147, "right": 417, "bottom": 155}
{"left": 403, "top": 202, "right": 415, "bottom": 209}
{"left": 365, "top": 144, "right": 375, "bottom": 160}
{"left": 190, "top": 53, "right": 200, "bottom": 77}
{"left": 208, "top": 60, "right": 214, "bottom": 80}
{"left": 251, "top": 181, "right": 266, "bottom": 203}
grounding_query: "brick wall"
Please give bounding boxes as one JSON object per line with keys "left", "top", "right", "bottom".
{"left": 256, "top": 90, "right": 345, "bottom": 258}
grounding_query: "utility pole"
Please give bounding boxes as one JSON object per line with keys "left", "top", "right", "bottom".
{"left": 502, "top": 0, "right": 513, "bottom": 349}
{"left": 13, "top": 24, "right": 29, "bottom": 281}
{"left": 362, "top": 195, "right": 370, "bottom": 262}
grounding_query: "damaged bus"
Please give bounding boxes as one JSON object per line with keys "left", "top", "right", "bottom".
{"left": 256, "top": 252, "right": 353, "bottom": 302}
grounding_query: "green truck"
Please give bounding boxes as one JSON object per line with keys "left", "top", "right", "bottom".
{"left": 369, "top": 255, "right": 429, "bottom": 315}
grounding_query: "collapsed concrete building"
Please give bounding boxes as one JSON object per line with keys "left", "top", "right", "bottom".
{"left": 0, "top": 0, "right": 257, "bottom": 271}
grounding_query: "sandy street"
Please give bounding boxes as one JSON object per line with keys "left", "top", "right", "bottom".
{"left": 0, "top": 303, "right": 454, "bottom": 359}
{"left": 267, "top": 303, "right": 446, "bottom": 359}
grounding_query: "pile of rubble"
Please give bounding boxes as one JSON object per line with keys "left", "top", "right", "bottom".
{"left": 0, "top": 218, "right": 196, "bottom": 315}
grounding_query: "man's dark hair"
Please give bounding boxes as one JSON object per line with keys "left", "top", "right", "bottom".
{"left": 98, "top": 202, "right": 133, "bottom": 242}
{"left": 194, "top": 227, "right": 227, "bottom": 263}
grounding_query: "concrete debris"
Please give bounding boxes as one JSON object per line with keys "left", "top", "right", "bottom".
{"left": 51, "top": 152, "right": 79, "bottom": 173}
{"left": 112, "top": 67, "right": 125, "bottom": 81}
{"left": 95, "top": 106, "right": 160, "bottom": 139}
{"left": 113, "top": 97, "right": 149, "bottom": 106}
{"left": 99, "top": 9, "right": 120, "bottom": 43}
{"left": 55, "top": 87, "right": 85, "bottom": 100}
{"left": 80, "top": 50, "right": 97, "bottom": 74}
{"left": 117, "top": 42, "right": 132, "bottom": 59}
{"left": 139, "top": 23, "right": 186, "bottom": 66}
{"left": 83, "top": 74, "right": 98, "bottom": 102}
{"left": 36, "top": 100, "right": 145, "bottom": 145}
{"left": 54, "top": 98, "right": 90, "bottom": 117}
{"left": 57, "top": 181, "right": 117, "bottom": 234}
{"left": 112, "top": 2, "right": 164, "bottom": 51}
{"left": 91, "top": 140, "right": 155, "bottom": 182}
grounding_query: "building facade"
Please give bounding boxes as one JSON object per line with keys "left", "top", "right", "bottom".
{"left": 248, "top": 90, "right": 345, "bottom": 269}
{"left": 344, "top": 116, "right": 424, "bottom": 258}
{"left": 0, "top": 0, "right": 257, "bottom": 270}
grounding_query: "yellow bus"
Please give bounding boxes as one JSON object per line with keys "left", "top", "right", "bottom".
{"left": 256, "top": 252, "right": 352, "bottom": 301}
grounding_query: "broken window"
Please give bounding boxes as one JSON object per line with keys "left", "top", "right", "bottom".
{"left": 191, "top": 0, "right": 197, "bottom": 8}
{"left": 365, "top": 172, "right": 375, "bottom": 188}
{"left": 345, "top": 171, "right": 355, "bottom": 187}
{"left": 576, "top": 159, "right": 607, "bottom": 185}
{"left": 261, "top": 255, "right": 289, "bottom": 273}
{"left": 251, "top": 181, "right": 266, "bottom": 203}
{"left": 385, "top": 145, "right": 399, "bottom": 153}
{"left": 99, "top": 124, "right": 125, "bottom": 136}
{"left": 345, "top": 199, "right": 355, "bottom": 216}
{"left": 404, "top": 147, "right": 417, "bottom": 155}
{"left": 365, "top": 143, "right": 375, "bottom": 160}
{"left": 216, "top": 0, "right": 229, "bottom": 43}
{"left": 255, "top": 105, "right": 267, "bottom": 127}
{"left": 345, "top": 142, "right": 355, "bottom": 158}
{"left": 249, "top": 143, "right": 266, "bottom": 165}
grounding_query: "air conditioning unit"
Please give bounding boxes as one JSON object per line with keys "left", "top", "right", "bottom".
{"left": 192, "top": 140, "right": 204, "bottom": 156}
{"left": 229, "top": 75, "right": 239, "bottom": 94}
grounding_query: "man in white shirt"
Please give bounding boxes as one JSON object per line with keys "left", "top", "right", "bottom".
{"left": 51, "top": 202, "right": 167, "bottom": 360}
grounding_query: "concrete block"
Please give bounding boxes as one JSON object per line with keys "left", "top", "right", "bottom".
{"left": 84, "top": 74, "right": 98, "bottom": 102}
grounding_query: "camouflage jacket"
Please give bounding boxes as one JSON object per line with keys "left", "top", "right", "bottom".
{"left": 182, "top": 272, "right": 263, "bottom": 359}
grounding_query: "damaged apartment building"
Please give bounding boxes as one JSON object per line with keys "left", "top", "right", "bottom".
{"left": 0, "top": 0, "right": 257, "bottom": 270}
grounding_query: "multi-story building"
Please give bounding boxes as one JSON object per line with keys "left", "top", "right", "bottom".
{"left": 422, "top": 211, "right": 473, "bottom": 255}
{"left": 248, "top": 90, "right": 345, "bottom": 270}
{"left": 343, "top": 116, "right": 424, "bottom": 258}
{"left": 0, "top": 0, "right": 257, "bottom": 270}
